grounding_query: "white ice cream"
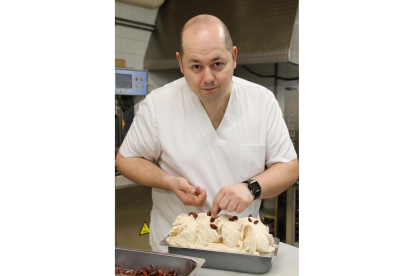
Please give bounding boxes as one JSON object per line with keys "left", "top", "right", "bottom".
{"left": 166, "top": 213, "right": 276, "bottom": 255}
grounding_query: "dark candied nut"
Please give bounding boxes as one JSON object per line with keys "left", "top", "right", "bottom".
{"left": 168, "top": 269, "right": 174, "bottom": 274}
{"left": 173, "top": 272, "right": 177, "bottom": 276}
{"left": 232, "top": 216, "right": 238, "bottom": 220}
{"left": 248, "top": 218, "right": 252, "bottom": 222}
{"left": 249, "top": 214, "right": 253, "bottom": 217}
{"left": 188, "top": 212, "right": 198, "bottom": 219}
{"left": 210, "top": 217, "right": 215, "bottom": 222}
{"left": 254, "top": 220, "right": 259, "bottom": 224}
{"left": 210, "top": 223, "right": 218, "bottom": 229}
{"left": 126, "top": 272, "right": 133, "bottom": 275}
{"left": 142, "top": 271, "right": 148, "bottom": 276}
{"left": 148, "top": 272, "right": 156, "bottom": 276}
{"left": 207, "top": 211, "right": 211, "bottom": 216}
{"left": 228, "top": 217, "right": 234, "bottom": 221}
{"left": 119, "top": 269, "right": 126, "bottom": 275}
{"left": 157, "top": 269, "right": 164, "bottom": 275}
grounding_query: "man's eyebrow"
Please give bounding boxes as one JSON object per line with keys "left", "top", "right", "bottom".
{"left": 188, "top": 56, "right": 224, "bottom": 63}
{"left": 188, "top": 58, "right": 200, "bottom": 63}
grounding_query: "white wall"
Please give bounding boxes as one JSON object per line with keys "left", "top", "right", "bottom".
{"left": 233, "top": 63, "right": 299, "bottom": 115}
{"left": 115, "top": 1, "right": 158, "bottom": 70}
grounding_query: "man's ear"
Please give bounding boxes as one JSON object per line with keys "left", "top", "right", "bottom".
{"left": 176, "top": 52, "right": 184, "bottom": 74}
{"left": 232, "top": 46, "right": 238, "bottom": 69}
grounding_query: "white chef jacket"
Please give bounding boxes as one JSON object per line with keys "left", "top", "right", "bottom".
{"left": 119, "top": 76, "right": 297, "bottom": 252}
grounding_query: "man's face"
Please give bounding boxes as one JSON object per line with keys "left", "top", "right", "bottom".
{"left": 176, "top": 25, "right": 237, "bottom": 103}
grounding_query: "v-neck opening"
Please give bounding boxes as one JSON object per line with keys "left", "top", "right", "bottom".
{"left": 188, "top": 80, "right": 239, "bottom": 144}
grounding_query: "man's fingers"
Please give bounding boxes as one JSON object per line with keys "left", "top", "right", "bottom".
{"left": 227, "top": 200, "right": 238, "bottom": 213}
{"left": 235, "top": 203, "right": 247, "bottom": 214}
{"left": 188, "top": 186, "right": 195, "bottom": 195}
{"left": 218, "top": 196, "right": 231, "bottom": 213}
{"left": 178, "top": 187, "right": 207, "bottom": 207}
{"left": 196, "top": 186, "right": 204, "bottom": 195}
{"left": 177, "top": 180, "right": 195, "bottom": 195}
{"left": 211, "top": 191, "right": 225, "bottom": 218}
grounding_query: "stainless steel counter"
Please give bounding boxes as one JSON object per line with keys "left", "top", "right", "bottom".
{"left": 196, "top": 242, "right": 298, "bottom": 276}
{"left": 115, "top": 175, "right": 139, "bottom": 189}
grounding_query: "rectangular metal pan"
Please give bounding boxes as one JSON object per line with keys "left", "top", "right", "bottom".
{"left": 159, "top": 237, "right": 279, "bottom": 274}
{"left": 115, "top": 247, "right": 205, "bottom": 276}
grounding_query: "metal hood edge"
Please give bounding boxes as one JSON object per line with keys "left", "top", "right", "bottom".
{"left": 144, "top": 0, "right": 299, "bottom": 70}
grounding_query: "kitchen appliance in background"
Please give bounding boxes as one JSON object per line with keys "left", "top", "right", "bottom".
{"left": 115, "top": 68, "right": 148, "bottom": 158}
{"left": 115, "top": 68, "right": 152, "bottom": 251}
{"left": 115, "top": 68, "right": 148, "bottom": 96}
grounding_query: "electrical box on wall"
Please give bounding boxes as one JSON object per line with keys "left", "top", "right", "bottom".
{"left": 115, "top": 68, "right": 148, "bottom": 96}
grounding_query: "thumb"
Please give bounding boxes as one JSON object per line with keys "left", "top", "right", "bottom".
{"left": 178, "top": 179, "right": 195, "bottom": 195}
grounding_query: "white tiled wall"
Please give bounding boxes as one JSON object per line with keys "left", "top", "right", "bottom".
{"left": 115, "top": 1, "right": 158, "bottom": 70}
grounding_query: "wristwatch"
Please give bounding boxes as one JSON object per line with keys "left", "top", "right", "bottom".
{"left": 242, "top": 179, "right": 261, "bottom": 200}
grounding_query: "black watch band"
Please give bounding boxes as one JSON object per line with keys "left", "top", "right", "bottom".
{"left": 242, "top": 179, "right": 262, "bottom": 200}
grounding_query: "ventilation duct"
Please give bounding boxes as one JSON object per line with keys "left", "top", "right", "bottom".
{"left": 144, "top": 0, "right": 299, "bottom": 70}
{"left": 118, "top": 0, "right": 165, "bottom": 10}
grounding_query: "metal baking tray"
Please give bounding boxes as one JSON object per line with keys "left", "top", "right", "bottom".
{"left": 159, "top": 237, "right": 279, "bottom": 274}
{"left": 115, "top": 247, "right": 205, "bottom": 276}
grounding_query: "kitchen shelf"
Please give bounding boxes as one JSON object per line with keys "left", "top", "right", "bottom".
{"left": 260, "top": 207, "right": 276, "bottom": 219}
{"left": 259, "top": 183, "right": 299, "bottom": 246}
{"left": 259, "top": 196, "right": 278, "bottom": 237}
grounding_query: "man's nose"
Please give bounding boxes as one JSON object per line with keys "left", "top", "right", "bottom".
{"left": 202, "top": 67, "right": 214, "bottom": 83}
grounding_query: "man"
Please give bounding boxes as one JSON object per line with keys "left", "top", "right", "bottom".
{"left": 116, "top": 14, "right": 299, "bottom": 252}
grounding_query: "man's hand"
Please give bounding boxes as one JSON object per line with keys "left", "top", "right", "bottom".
{"left": 211, "top": 183, "right": 254, "bottom": 218}
{"left": 169, "top": 177, "right": 207, "bottom": 207}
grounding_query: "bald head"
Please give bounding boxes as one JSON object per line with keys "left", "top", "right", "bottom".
{"left": 179, "top": 15, "right": 233, "bottom": 58}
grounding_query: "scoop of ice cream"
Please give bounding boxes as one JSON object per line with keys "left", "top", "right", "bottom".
{"left": 166, "top": 213, "right": 276, "bottom": 255}
{"left": 195, "top": 213, "right": 220, "bottom": 246}
{"left": 167, "top": 213, "right": 198, "bottom": 248}
{"left": 216, "top": 214, "right": 242, "bottom": 248}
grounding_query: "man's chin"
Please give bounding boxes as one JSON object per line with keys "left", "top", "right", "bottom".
{"left": 199, "top": 93, "right": 220, "bottom": 102}
{"left": 198, "top": 89, "right": 223, "bottom": 102}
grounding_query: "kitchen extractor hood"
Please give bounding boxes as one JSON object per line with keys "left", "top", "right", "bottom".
{"left": 144, "top": 0, "right": 299, "bottom": 70}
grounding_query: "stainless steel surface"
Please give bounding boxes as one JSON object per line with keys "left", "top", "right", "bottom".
{"left": 115, "top": 247, "right": 205, "bottom": 276}
{"left": 115, "top": 185, "right": 152, "bottom": 251}
{"left": 160, "top": 237, "right": 279, "bottom": 274}
{"left": 144, "top": 0, "right": 299, "bottom": 70}
{"left": 196, "top": 242, "right": 298, "bottom": 276}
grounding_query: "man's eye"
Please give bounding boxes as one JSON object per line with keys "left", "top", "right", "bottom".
{"left": 193, "top": 65, "right": 201, "bottom": 70}
{"left": 214, "top": 62, "right": 222, "bottom": 67}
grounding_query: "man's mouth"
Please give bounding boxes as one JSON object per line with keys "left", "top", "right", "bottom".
{"left": 202, "top": 87, "right": 217, "bottom": 91}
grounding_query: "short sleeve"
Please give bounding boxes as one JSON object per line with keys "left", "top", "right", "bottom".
{"left": 119, "top": 95, "right": 161, "bottom": 162}
{"left": 265, "top": 96, "right": 297, "bottom": 167}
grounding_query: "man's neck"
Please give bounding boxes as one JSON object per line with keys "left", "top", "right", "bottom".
{"left": 200, "top": 81, "right": 233, "bottom": 129}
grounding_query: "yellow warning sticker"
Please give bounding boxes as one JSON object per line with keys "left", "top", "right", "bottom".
{"left": 140, "top": 221, "right": 150, "bottom": 236}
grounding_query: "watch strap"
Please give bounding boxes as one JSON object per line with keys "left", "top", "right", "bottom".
{"left": 242, "top": 179, "right": 261, "bottom": 200}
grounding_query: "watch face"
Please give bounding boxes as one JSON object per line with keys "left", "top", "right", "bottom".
{"left": 250, "top": 181, "right": 261, "bottom": 192}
